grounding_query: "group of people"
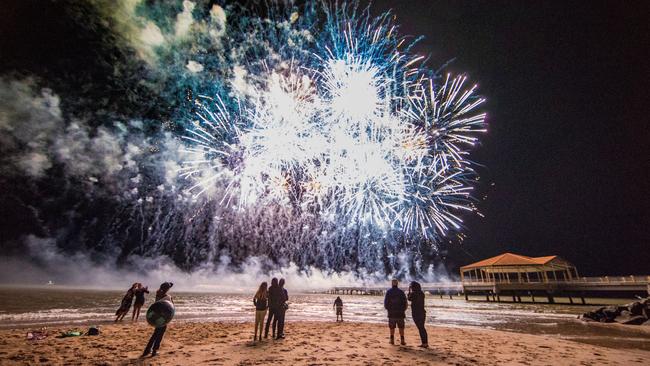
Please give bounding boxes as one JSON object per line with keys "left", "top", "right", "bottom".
{"left": 114, "top": 282, "right": 149, "bottom": 322}
{"left": 119, "top": 277, "right": 429, "bottom": 358}
{"left": 330, "top": 279, "right": 428, "bottom": 347}
{"left": 252, "top": 277, "right": 289, "bottom": 341}
{"left": 115, "top": 282, "right": 174, "bottom": 357}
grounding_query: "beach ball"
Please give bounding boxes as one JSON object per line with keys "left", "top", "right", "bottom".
{"left": 146, "top": 300, "right": 175, "bottom": 328}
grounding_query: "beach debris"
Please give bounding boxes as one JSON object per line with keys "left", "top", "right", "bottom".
{"left": 57, "top": 330, "right": 83, "bottom": 338}
{"left": 581, "top": 297, "right": 650, "bottom": 325}
{"left": 26, "top": 329, "right": 48, "bottom": 341}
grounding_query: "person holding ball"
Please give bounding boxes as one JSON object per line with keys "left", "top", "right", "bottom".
{"left": 142, "top": 282, "right": 174, "bottom": 357}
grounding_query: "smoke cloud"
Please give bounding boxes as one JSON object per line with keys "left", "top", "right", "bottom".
{"left": 0, "top": 1, "right": 474, "bottom": 284}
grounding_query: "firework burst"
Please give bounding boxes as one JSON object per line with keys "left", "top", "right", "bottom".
{"left": 178, "top": 2, "right": 486, "bottom": 244}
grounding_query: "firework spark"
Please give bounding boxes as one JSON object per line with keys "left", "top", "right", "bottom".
{"left": 179, "top": 2, "right": 486, "bottom": 243}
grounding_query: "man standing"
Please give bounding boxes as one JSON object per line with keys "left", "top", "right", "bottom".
{"left": 275, "top": 278, "right": 289, "bottom": 339}
{"left": 384, "top": 279, "right": 408, "bottom": 345}
{"left": 264, "top": 278, "right": 281, "bottom": 339}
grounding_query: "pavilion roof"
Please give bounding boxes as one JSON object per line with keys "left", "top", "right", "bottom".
{"left": 460, "top": 252, "right": 568, "bottom": 270}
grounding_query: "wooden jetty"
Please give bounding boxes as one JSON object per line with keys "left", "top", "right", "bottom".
{"left": 327, "top": 253, "right": 650, "bottom": 304}
{"left": 328, "top": 282, "right": 463, "bottom": 297}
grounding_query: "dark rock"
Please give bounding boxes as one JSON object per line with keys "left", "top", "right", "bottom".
{"left": 628, "top": 302, "right": 644, "bottom": 316}
{"left": 616, "top": 315, "right": 647, "bottom": 325}
{"left": 642, "top": 319, "right": 650, "bottom": 326}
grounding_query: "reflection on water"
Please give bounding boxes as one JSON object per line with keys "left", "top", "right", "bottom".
{"left": 0, "top": 287, "right": 648, "bottom": 351}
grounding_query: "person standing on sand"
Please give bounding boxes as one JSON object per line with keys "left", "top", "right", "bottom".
{"left": 253, "top": 281, "right": 268, "bottom": 342}
{"left": 132, "top": 283, "right": 149, "bottom": 322}
{"left": 265, "top": 278, "right": 281, "bottom": 339}
{"left": 384, "top": 279, "right": 408, "bottom": 345}
{"left": 115, "top": 283, "right": 137, "bottom": 322}
{"left": 275, "top": 278, "right": 289, "bottom": 339}
{"left": 333, "top": 296, "right": 343, "bottom": 322}
{"left": 142, "top": 282, "right": 173, "bottom": 357}
{"left": 407, "top": 281, "right": 428, "bottom": 348}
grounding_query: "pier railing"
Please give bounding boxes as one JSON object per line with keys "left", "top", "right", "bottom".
{"left": 327, "top": 276, "right": 650, "bottom": 301}
{"left": 461, "top": 275, "right": 650, "bottom": 286}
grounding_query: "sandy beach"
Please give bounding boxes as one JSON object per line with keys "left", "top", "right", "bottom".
{"left": 1, "top": 321, "right": 648, "bottom": 365}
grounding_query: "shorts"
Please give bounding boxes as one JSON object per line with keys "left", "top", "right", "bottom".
{"left": 388, "top": 318, "right": 405, "bottom": 329}
{"left": 336, "top": 307, "right": 343, "bottom": 315}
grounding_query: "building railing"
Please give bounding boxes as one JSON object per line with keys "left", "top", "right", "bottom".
{"left": 461, "top": 275, "right": 650, "bottom": 286}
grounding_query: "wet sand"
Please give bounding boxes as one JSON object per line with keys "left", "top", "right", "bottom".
{"left": 1, "top": 321, "right": 649, "bottom": 365}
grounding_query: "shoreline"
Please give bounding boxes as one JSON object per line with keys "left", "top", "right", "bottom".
{"left": 2, "top": 321, "right": 648, "bottom": 365}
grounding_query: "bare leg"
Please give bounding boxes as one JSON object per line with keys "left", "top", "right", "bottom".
{"left": 389, "top": 326, "right": 395, "bottom": 344}
{"left": 399, "top": 327, "right": 405, "bottom": 345}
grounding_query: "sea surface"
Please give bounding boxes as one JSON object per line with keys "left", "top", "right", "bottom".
{"left": 1, "top": 286, "right": 649, "bottom": 351}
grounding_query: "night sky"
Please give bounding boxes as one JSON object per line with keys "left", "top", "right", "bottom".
{"left": 1, "top": 1, "right": 649, "bottom": 277}
{"left": 366, "top": 0, "right": 650, "bottom": 275}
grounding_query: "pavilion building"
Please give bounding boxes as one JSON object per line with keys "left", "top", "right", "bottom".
{"left": 460, "top": 252, "right": 579, "bottom": 284}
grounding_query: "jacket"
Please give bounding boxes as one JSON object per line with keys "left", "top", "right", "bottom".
{"left": 408, "top": 290, "right": 426, "bottom": 318}
{"left": 384, "top": 287, "right": 408, "bottom": 319}
{"left": 268, "top": 285, "right": 283, "bottom": 309}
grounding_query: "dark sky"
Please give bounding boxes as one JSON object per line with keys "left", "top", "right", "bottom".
{"left": 365, "top": 0, "right": 650, "bottom": 275}
{"left": 1, "top": 1, "right": 648, "bottom": 276}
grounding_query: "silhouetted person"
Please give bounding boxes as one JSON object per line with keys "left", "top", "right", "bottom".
{"left": 253, "top": 281, "right": 268, "bottom": 342}
{"left": 132, "top": 283, "right": 149, "bottom": 321}
{"left": 275, "top": 278, "right": 288, "bottom": 339}
{"left": 408, "top": 281, "right": 428, "bottom": 348}
{"left": 142, "top": 282, "right": 173, "bottom": 357}
{"left": 115, "top": 283, "right": 137, "bottom": 322}
{"left": 264, "top": 278, "right": 281, "bottom": 338}
{"left": 384, "top": 279, "right": 408, "bottom": 345}
{"left": 333, "top": 296, "right": 343, "bottom": 322}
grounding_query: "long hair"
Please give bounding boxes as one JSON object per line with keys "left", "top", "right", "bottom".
{"left": 410, "top": 281, "right": 423, "bottom": 293}
{"left": 254, "top": 281, "right": 268, "bottom": 300}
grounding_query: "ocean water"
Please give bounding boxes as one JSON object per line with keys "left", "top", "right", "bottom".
{"left": 0, "top": 286, "right": 648, "bottom": 351}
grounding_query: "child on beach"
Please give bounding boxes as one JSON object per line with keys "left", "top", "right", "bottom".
{"left": 114, "top": 283, "right": 137, "bottom": 322}
{"left": 142, "top": 282, "right": 173, "bottom": 357}
{"left": 333, "top": 296, "right": 343, "bottom": 322}
{"left": 131, "top": 283, "right": 149, "bottom": 321}
{"left": 253, "top": 281, "right": 268, "bottom": 342}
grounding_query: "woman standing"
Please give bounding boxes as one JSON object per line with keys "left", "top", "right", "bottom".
{"left": 132, "top": 283, "right": 149, "bottom": 321}
{"left": 115, "top": 283, "right": 137, "bottom": 322}
{"left": 253, "top": 282, "right": 268, "bottom": 342}
{"left": 407, "top": 281, "right": 428, "bottom": 348}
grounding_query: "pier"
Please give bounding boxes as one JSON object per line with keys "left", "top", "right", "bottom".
{"left": 328, "top": 282, "right": 463, "bottom": 297}
{"left": 327, "top": 253, "right": 650, "bottom": 304}
{"left": 328, "top": 275, "right": 649, "bottom": 303}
